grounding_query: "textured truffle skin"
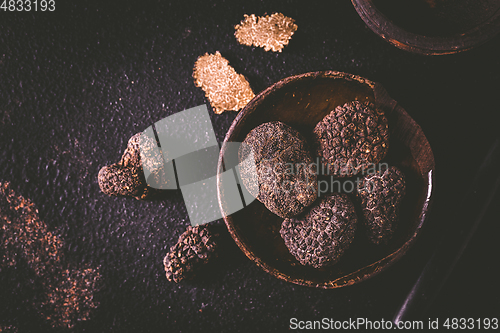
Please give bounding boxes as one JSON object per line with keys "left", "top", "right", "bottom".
{"left": 163, "top": 225, "right": 218, "bottom": 283}
{"left": 313, "top": 101, "right": 389, "bottom": 177}
{"left": 239, "top": 121, "right": 318, "bottom": 218}
{"left": 280, "top": 193, "right": 358, "bottom": 268}
{"left": 98, "top": 164, "right": 143, "bottom": 197}
{"left": 358, "top": 166, "right": 406, "bottom": 245}
{"left": 98, "top": 133, "right": 163, "bottom": 200}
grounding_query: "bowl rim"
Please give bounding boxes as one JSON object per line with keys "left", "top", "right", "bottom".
{"left": 217, "top": 70, "right": 435, "bottom": 288}
{"left": 351, "top": 0, "right": 500, "bottom": 55}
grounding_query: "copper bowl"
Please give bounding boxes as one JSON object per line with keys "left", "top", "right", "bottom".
{"left": 352, "top": 0, "right": 500, "bottom": 55}
{"left": 217, "top": 71, "right": 434, "bottom": 288}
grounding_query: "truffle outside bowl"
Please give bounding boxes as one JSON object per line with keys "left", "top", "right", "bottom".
{"left": 217, "top": 71, "right": 434, "bottom": 288}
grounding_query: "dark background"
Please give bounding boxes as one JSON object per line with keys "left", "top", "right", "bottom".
{"left": 1, "top": 1, "right": 499, "bottom": 332}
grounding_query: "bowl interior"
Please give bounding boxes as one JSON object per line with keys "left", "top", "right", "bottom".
{"left": 372, "top": 0, "right": 500, "bottom": 37}
{"left": 217, "top": 71, "right": 434, "bottom": 288}
{"left": 352, "top": 0, "right": 500, "bottom": 55}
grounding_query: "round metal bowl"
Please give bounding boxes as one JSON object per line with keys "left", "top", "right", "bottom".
{"left": 217, "top": 71, "right": 434, "bottom": 288}
{"left": 352, "top": 0, "right": 500, "bottom": 55}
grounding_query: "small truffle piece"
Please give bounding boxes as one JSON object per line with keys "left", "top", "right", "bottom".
{"left": 98, "top": 133, "right": 164, "bottom": 200}
{"left": 313, "top": 101, "right": 389, "bottom": 177}
{"left": 235, "top": 13, "right": 298, "bottom": 52}
{"left": 163, "top": 224, "right": 218, "bottom": 283}
{"left": 280, "top": 193, "right": 358, "bottom": 268}
{"left": 193, "top": 51, "right": 255, "bottom": 114}
{"left": 239, "top": 121, "right": 318, "bottom": 218}
{"left": 119, "top": 132, "right": 143, "bottom": 169}
{"left": 358, "top": 166, "right": 406, "bottom": 245}
{"left": 97, "top": 164, "right": 144, "bottom": 197}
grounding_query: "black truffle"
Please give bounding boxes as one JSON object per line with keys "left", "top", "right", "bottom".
{"left": 239, "top": 121, "right": 318, "bottom": 218}
{"left": 98, "top": 164, "right": 144, "bottom": 197}
{"left": 280, "top": 193, "right": 358, "bottom": 268}
{"left": 98, "top": 133, "right": 163, "bottom": 200}
{"left": 163, "top": 224, "right": 218, "bottom": 283}
{"left": 358, "top": 166, "right": 406, "bottom": 245}
{"left": 313, "top": 101, "right": 389, "bottom": 177}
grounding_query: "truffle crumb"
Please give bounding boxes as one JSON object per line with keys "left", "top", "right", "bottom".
{"left": 193, "top": 51, "right": 255, "bottom": 114}
{"left": 1, "top": 182, "right": 63, "bottom": 273}
{"left": 163, "top": 224, "right": 218, "bottom": 283}
{"left": 0, "top": 325, "right": 18, "bottom": 333}
{"left": 358, "top": 166, "right": 406, "bottom": 245}
{"left": 280, "top": 193, "right": 358, "bottom": 268}
{"left": 0, "top": 182, "right": 101, "bottom": 329}
{"left": 235, "top": 13, "right": 298, "bottom": 52}
{"left": 313, "top": 101, "right": 389, "bottom": 177}
{"left": 39, "top": 266, "right": 101, "bottom": 329}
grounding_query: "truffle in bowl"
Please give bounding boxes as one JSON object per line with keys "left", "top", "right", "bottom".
{"left": 217, "top": 71, "right": 434, "bottom": 288}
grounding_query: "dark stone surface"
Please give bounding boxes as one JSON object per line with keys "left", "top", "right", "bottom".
{"left": 1, "top": 0, "right": 499, "bottom": 332}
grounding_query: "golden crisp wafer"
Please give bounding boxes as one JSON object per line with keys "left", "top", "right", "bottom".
{"left": 193, "top": 51, "right": 255, "bottom": 114}
{"left": 235, "top": 13, "right": 298, "bottom": 52}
